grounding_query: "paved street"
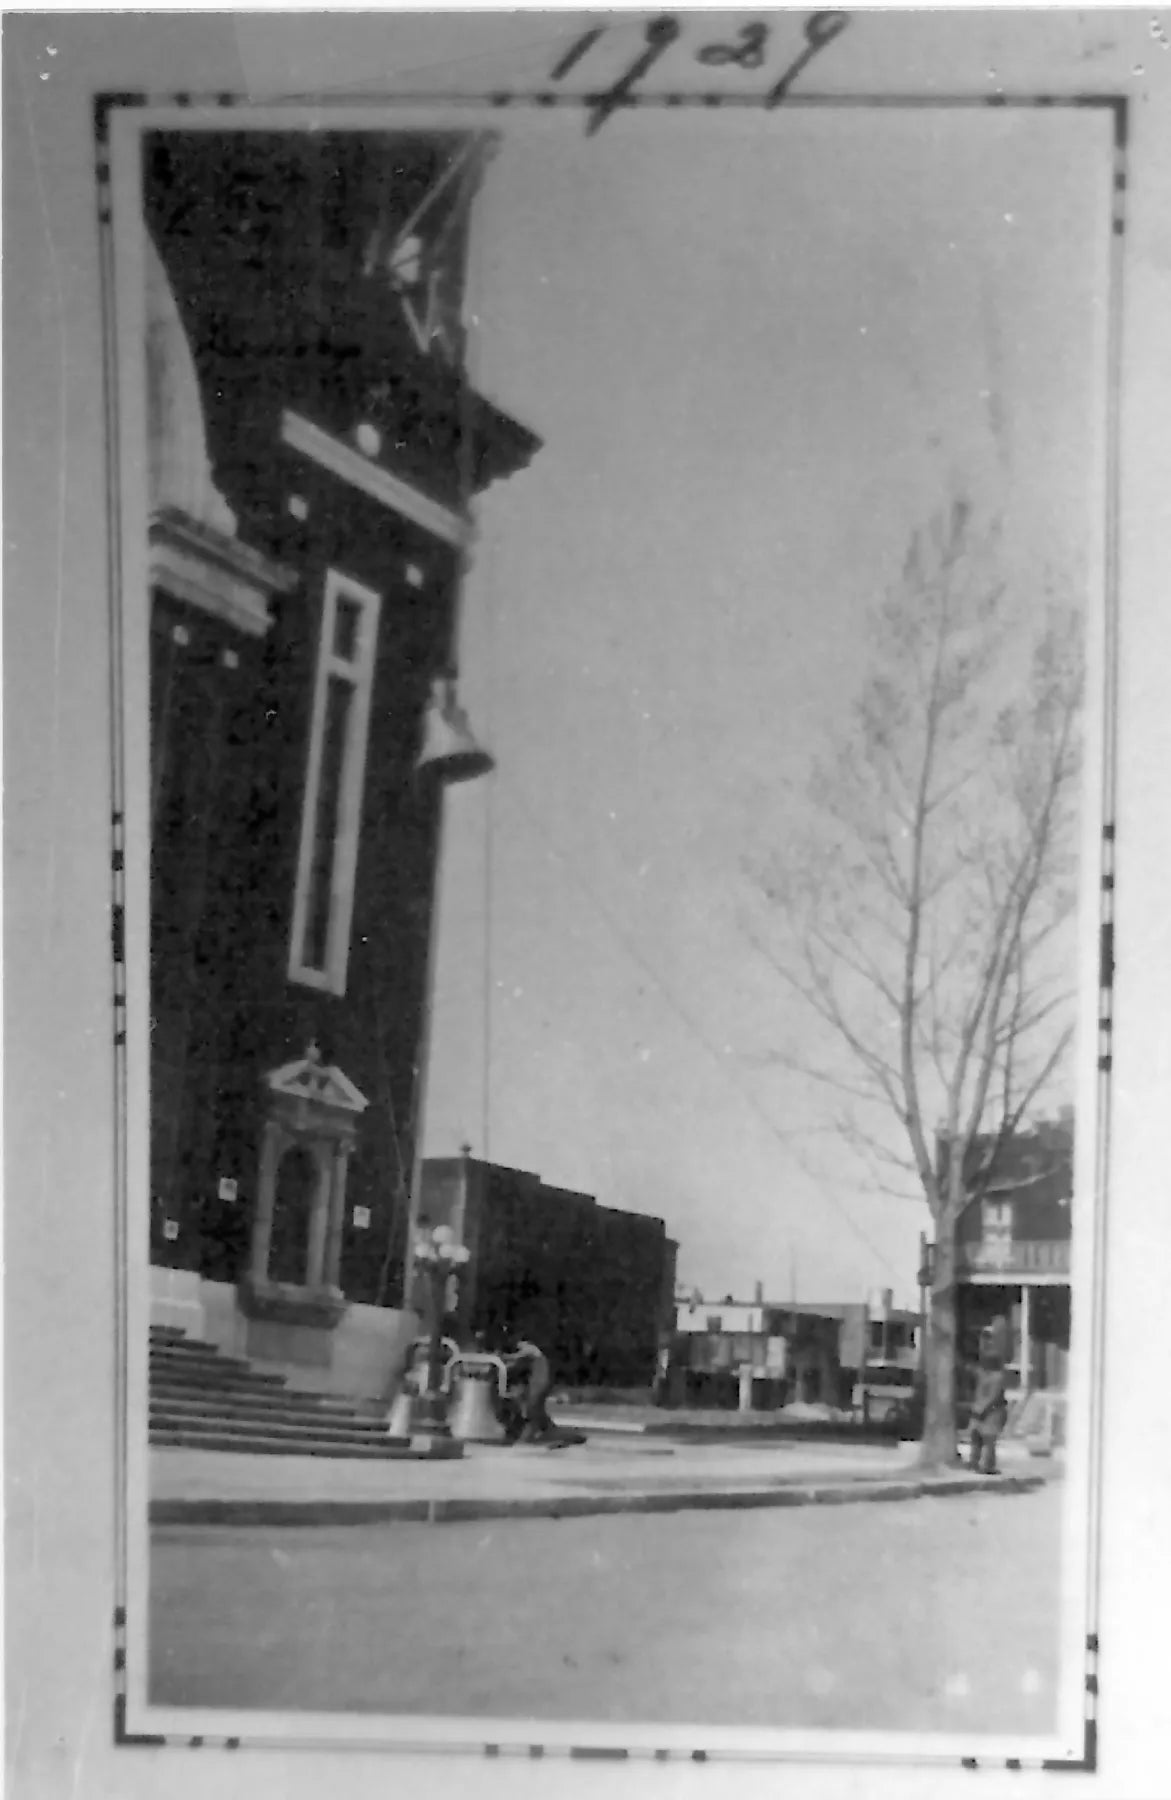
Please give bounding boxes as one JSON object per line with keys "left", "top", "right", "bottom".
{"left": 151, "top": 1482, "right": 1062, "bottom": 1734}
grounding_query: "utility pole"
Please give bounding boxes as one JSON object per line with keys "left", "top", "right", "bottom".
{"left": 916, "top": 1233, "right": 933, "bottom": 1432}
{"left": 859, "top": 1296, "right": 869, "bottom": 1426}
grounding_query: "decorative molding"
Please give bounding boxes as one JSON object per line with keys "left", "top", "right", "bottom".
{"left": 146, "top": 234, "right": 237, "bottom": 535}
{"left": 265, "top": 1045, "right": 370, "bottom": 1119}
{"left": 236, "top": 1272, "right": 347, "bottom": 1331}
{"left": 149, "top": 507, "right": 295, "bottom": 638}
{"left": 281, "top": 409, "right": 471, "bottom": 549}
{"left": 245, "top": 1054, "right": 366, "bottom": 1317}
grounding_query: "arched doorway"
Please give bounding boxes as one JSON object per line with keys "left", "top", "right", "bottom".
{"left": 268, "top": 1145, "right": 317, "bottom": 1286}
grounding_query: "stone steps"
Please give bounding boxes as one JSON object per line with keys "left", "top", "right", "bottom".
{"left": 148, "top": 1324, "right": 398, "bottom": 1456}
{"left": 1006, "top": 1388, "right": 1067, "bottom": 1452}
{"left": 150, "top": 1391, "right": 391, "bottom": 1430}
{"left": 150, "top": 1406, "right": 401, "bottom": 1448}
{"left": 149, "top": 1363, "right": 363, "bottom": 1406}
{"left": 149, "top": 1377, "right": 380, "bottom": 1416}
{"left": 150, "top": 1355, "right": 289, "bottom": 1388}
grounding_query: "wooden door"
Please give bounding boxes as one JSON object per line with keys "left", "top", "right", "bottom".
{"left": 268, "top": 1146, "right": 316, "bottom": 1286}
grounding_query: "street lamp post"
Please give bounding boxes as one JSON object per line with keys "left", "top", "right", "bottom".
{"left": 411, "top": 1223, "right": 470, "bottom": 1435}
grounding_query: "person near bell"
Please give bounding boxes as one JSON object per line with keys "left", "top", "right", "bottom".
{"left": 501, "top": 1333, "right": 555, "bottom": 1443}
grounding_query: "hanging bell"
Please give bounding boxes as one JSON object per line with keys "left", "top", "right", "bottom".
{"left": 415, "top": 675, "right": 495, "bottom": 784}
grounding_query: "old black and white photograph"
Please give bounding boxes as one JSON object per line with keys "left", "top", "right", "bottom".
{"left": 15, "top": 13, "right": 1171, "bottom": 1794}
{"left": 113, "top": 78, "right": 1111, "bottom": 1756}
{"left": 114, "top": 75, "right": 1113, "bottom": 1755}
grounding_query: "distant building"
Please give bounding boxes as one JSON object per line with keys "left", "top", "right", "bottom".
{"left": 670, "top": 1293, "right": 922, "bottom": 1413}
{"left": 945, "top": 1112, "right": 1073, "bottom": 1399}
{"left": 415, "top": 1154, "right": 678, "bottom": 1388}
{"left": 673, "top": 1294, "right": 787, "bottom": 1406}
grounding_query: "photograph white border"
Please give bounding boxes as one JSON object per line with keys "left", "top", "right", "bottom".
{"left": 105, "top": 88, "right": 1120, "bottom": 1769}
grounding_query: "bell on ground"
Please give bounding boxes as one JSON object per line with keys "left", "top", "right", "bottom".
{"left": 448, "top": 1359, "right": 507, "bottom": 1444}
{"left": 415, "top": 675, "right": 495, "bottom": 784}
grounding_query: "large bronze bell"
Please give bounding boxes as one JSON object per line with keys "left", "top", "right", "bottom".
{"left": 415, "top": 675, "right": 495, "bottom": 784}
{"left": 448, "top": 1356, "right": 508, "bottom": 1443}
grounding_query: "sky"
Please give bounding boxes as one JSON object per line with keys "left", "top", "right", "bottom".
{"left": 419, "top": 105, "right": 1111, "bottom": 1309}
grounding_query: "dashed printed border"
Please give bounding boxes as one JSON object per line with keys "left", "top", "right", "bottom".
{"left": 99, "top": 75, "right": 1125, "bottom": 1773}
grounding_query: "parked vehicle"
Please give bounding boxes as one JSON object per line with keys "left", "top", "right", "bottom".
{"left": 853, "top": 1360, "right": 917, "bottom": 1423}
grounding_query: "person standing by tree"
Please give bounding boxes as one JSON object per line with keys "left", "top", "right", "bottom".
{"left": 968, "top": 1322, "right": 1010, "bottom": 1474}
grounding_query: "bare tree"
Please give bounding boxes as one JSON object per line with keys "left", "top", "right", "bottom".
{"left": 749, "top": 498, "right": 1083, "bottom": 1467}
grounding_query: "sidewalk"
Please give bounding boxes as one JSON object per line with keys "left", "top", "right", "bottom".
{"left": 151, "top": 1430, "right": 1052, "bottom": 1527}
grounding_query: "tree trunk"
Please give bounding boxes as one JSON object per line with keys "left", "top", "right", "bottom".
{"left": 919, "top": 1221, "right": 958, "bottom": 1469}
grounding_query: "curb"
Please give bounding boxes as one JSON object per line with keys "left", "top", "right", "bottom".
{"left": 557, "top": 1416, "right": 905, "bottom": 1448}
{"left": 151, "top": 1471, "right": 1046, "bottom": 1529}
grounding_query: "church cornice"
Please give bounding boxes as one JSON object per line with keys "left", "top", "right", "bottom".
{"left": 149, "top": 506, "right": 297, "bottom": 638}
{"left": 281, "top": 410, "right": 473, "bottom": 549}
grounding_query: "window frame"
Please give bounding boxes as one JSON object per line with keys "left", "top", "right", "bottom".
{"left": 982, "top": 1198, "right": 1015, "bottom": 1234}
{"left": 288, "top": 567, "right": 382, "bottom": 996}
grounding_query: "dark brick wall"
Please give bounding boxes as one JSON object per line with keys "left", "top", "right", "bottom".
{"left": 419, "top": 1159, "right": 673, "bottom": 1388}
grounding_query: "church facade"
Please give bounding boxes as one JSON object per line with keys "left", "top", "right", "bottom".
{"left": 142, "top": 126, "right": 539, "bottom": 1389}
